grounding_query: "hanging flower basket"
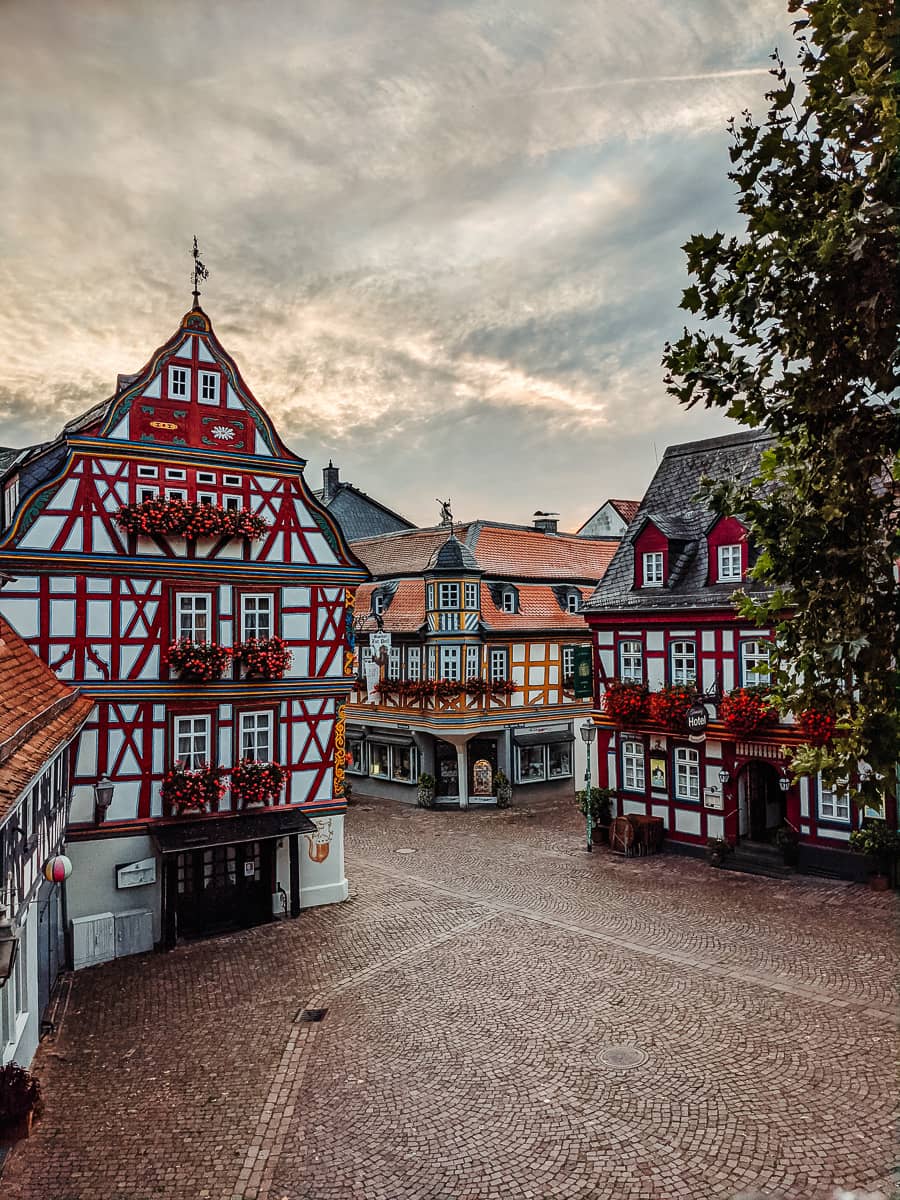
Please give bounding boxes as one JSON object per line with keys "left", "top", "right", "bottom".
{"left": 166, "top": 638, "right": 233, "bottom": 682}
{"left": 231, "top": 759, "right": 289, "bottom": 807}
{"left": 719, "top": 687, "right": 778, "bottom": 736}
{"left": 235, "top": 636, "right": 292, "bottom": 679}
{"left": 162, "top": 763, "right": 228, "bottom": 815}
{"left": 648, "top": 685, "right": 695, "bottom": 731}
{"left": 798, "top": 709, "right": 837, "bottom": 746}
{"left": 462, "top": 676, "right": 489, "bottom": 698}
{"left": 488, "top": 678, "right": 517, "bottom": 697}
{"left": 603, "top": 681, "right": 648, "bottom": 725}
{"left": 114, "top": 498, "right": 269, "bottom": 541}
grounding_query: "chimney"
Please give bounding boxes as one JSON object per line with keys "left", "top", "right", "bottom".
{"left": 533, "top": 512, "right": 559, "bottom": 534}
{"left": 323, "top": 461, "right": 340, "bottom": 503}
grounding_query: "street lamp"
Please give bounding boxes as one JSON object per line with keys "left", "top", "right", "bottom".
{"left": 94, "top": 775, "right": 114, "bottom": 824}
{"left": 580, "top": 722, "right": 598, "bottom": 853}
{"left": 718, "top": 768, "right": 731, "bottom": 785}
{"left": 778, "top": 773, "right": 791, "bottom": 793}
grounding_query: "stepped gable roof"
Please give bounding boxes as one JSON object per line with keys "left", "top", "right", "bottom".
{"left": 313, "top": 482, "right": 414, "bottom": 541}
{"left": 352, "top": 521, "right": 617, "bottom": 582}
{"left": 426, "top": 534, "right": 481, "bottom": 573}
{"left": 582, "top": 429, "right": 776, "bottom": 613}
{"left": 356, "top": 580, "right": 426, "bottom": 633}
{"left": 0, "top": 614, "right": 94, "bottom": 819}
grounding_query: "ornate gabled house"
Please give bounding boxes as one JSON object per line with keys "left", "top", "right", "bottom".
{"left": 0, "top": 614, "right": 93, "bottom": 1065}
{"left": 580, "top": 430, "right": 897, "bottom": 879}
{"left": 0, "top": 296, "right": 367, "bottom": 953}
{"left": 345, "top": 516, "right": 618, "bottom": 806}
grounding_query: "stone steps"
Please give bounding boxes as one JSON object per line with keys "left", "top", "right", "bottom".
{"left": 721, "top": 842, "right": 794, "bottom": 880}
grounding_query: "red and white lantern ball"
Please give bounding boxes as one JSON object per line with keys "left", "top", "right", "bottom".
{"left": 43, "top": 855, "right": 73, "bottom": 883}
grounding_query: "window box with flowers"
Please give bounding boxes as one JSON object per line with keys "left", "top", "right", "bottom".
{"left": 719, "top": 687, "right": 778, "bottom": 736}
{"left": 162, "top": 763, "right": 228, "bottom": 815}
{"left": 434, "top": 678, "right": 462, "bottom": 703}
{"left": 166, "top": 638, "right": 233, "bottom": 682}
{"left": 114, "top": 498, "right": 269, "bottom": 541}
{"left": 462, "top": 676, "right": 489, "bottom": 699}
{"left": 231, "top": 759, "right": 289, "bottom": 807}
{"left": 648, "top": 685, "right": 695, "bottom": 731}
{"left": 798, "top": 708, "right": 837, "bottom": 746}
{"left": 235, "top": 636, "right": 292, "bottom": 679}
{"left": 488, "top": 678, "right": 517, "bottom": 698}
{"left": 603, "top": 681, "right": 648, "bottom": 725}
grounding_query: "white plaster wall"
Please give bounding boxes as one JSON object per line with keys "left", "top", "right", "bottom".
{"left": 67, "top": 835, "right": 162, "bottom": 943}
{"left": 299, "top": 815, "right": 348, "bottom": 908}
{"left": 1, "top": 908, "right": 39, "bottom": 1068}
{"left": 674, "top": 808, "right": 702, "bottom": 836}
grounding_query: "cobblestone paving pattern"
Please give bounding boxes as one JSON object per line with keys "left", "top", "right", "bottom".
{"left": 4, "top": 794, "right": 897, "bottom": 1200}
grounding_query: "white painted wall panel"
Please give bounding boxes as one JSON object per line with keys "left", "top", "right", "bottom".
{"left": 722, "top": 660, "right": 735, "bottom": 692}
{"left": 598, "top": 648, "right": 614, "bottom": 678}
{"left": 647, "top": 658, "right": 665, "bottom": 691}
{"left": 706, "top": 814, "right": 724, "bottom": 839}
{"left": 595, "top": 631, "right": 614, "bottom": 646}
{"left": 51, "top": 599, "right": 76, "bottom": 637}
{"left": 88, "top": 599, "right": 111, "bottom": 637}
{"left": 722, "top": 630, "right": 734, "bottom": 652}
{"left": 283, "top": 587, "right": 310, "bottom": 608}
{"left": 623, "top": 799, "right": 647, "bottom": 816}
{"left": 50, "top": 576, "right": 77, "bottom": 593}
{"left": 20, "top": 514, "right": 66, "bottom": 549}
{"left": 281, "top": 612, "right": 310, "bottom": 642}
{"left": 646, "top": 631, "right": 664, "bottom": 652}
{"left": 0, "top": 597, "right": 39, "bottom": 637}
{"left": 701, "top": 631, "right": 716, "bottom": 652}
{"left": 674, "top": 808, "right": 702, "bottom": 836}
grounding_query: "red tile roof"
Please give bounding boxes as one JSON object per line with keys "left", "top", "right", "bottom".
{"left": 481, "top": 585, "right": 594, "bottom": 632}
{"left": 353, "top": 521, "right": 618, "bottom": 582}
{"left": 609, "top": 499, "right": 641, "bottom": 523}
{"left": 0, "top": 615, "right": 94, "bottom": 818}
{"left": 356, "top": 580, "right": 426, "bottom": 633}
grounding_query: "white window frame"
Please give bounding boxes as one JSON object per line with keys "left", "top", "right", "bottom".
{"left": 565, "top": 591, "right": 580, "bottom": 613}
{"left": 137, "top": 465, "right": 158, "bottom": 479}
{"left": 489, "top": 647, "right": 509, "bottom": 682}
{"left": 407, "top": 646, "right": 421, "bottom": 682}
{"left": 198, "top": 370, "right": 220, "bottom": 405}
{"left": 438, "top": 611, "right": 459, "bottom": 631}
{"left": 562, "top": 645, "right": 575, "bottom": 679}
{"left": 674, "top": 747, "right": 700, "bottom": 802}
{"left": 224, "top": 494, "right": 241, "bottom": 512}
{"left": 619, "top": 639, "right": 643, "bottom": 683}
{"left": 464, "top": 582, "right": 479, "bottom": 609}
{"left": 818, "top": 774, "right": 851, "bottom": 823}
{"left": 547, "top": 742, "right": 572, "bottom": 779}
{"left": 621, "top": 739, "right": 646, "bottom": 792}
{"left": 642, "top": 551, "right": 664, "bottom": 587}
{"left": 367, "top": 741, "right": 419, "bottom": 784}
{"left": 197, "top": 492, "right": 216, "bottom": 507}
{"left": 368, "top": 741, "right": 390, "bottom": 778}
{"left": 2, "top": 477, "right": 18, "bottom": 527}
{"left": 372, "top": 592, "right": 386, "bottom": 616}
{"left": 465, "top": 644, "right": 480, "bottom": 679}
{"left": 358, "top": 645, "right": 374, "bottom": 680}
{"left": 177, "top": 593, "right": 212, "bottom": 642}
{"left": 197, "top": 471, "right": 216, "bottom": 485}
{"left": 717, "top": 543, "right": 743, "bottom": 582}
{"left": 165, "top": 468, "right": 187, "bottom": 481}
{"left": 223, "top": 474, "right": 242, "bottom": 487}
{"left": 168, "top": 365, "right": 189, "bottom": 399}
{"left": 439, "top": 644, "right": 461, "bottom": 681}
{"left": 500, "top": 589, "right": 516, "bottom": 613}
{"left": 347, "top": 738, "right": 365, "bottom": 775}
{"left": 427, "top": 645, "right": 437, "bottom": 680}
{"left": 174, "top": 715, "right": 211, "bottom": 770}
{"left": 166, "top": 488, "right": 187, "bottom": 503}
{"left": 138, "top": 486, "right": 158, "bottom": 503}
{"left": 387, "top": 647, "right": 402, "bottom": 681}
{"left": 741, "top": 639, "right": 771, "bottom": 687}
{"left": 515, "top": 744, "right": 547, "bottom": 783}
{"left": 438, "top": 582, "right": 460, "bottom": 610}
{"left": 426, "top": 583, "right": 435, "bottom": 610}
{"left": 670, "top": 640, "right": 696, "bottom": 685}
{"left": 239, "top": 711, "right": 273, "bottom": 763}
{"left": 241, "top": 594, "right": 273, "bottom": 641}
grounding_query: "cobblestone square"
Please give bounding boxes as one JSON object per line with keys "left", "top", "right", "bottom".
{"left": 3, "top": 795, "right": 897, "bottom": 1200}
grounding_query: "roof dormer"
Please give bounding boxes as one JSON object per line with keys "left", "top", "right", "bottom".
{"left": 705, "top": 515, "right": 750, "bottom": 585}
{"left": 631, "top": 513, "right": 700, "bottom": 590}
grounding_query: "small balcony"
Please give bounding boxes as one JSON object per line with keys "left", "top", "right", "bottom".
{"left": 352, "top": 677, "right": 518, "bottom": 713}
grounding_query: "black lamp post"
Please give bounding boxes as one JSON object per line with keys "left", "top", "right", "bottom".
{"left": 94, "top": 775, "right": 114, "bottom": 824}
{"left": 580, "top": 723, "right": 597, "bottom": 853}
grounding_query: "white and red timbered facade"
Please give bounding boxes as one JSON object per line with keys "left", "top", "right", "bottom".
{"left": 581, "top": 431, "right": 897, "bottom": 880}
{"left": 0, "top": 302, "right": 366, "bottom": 949}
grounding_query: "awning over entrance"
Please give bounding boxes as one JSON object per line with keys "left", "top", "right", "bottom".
{"left": 153, "top": 808, "right": 318, "bottom": 854}
{"left": 513, "top": 730, "right": 573, "bottom": 747}
{"left": 364, "top": 730, "right": 416, "bottom": 747}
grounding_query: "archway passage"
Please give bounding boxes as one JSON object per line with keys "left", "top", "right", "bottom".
{"left": 738, "top": 762, "right": 785, "bottom": 842}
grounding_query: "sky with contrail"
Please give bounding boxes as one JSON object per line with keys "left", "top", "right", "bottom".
{"left": 0, "top": 0, "right": 792, "bottom": 529}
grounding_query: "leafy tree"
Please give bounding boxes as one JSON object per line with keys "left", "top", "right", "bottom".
{"left": 663, "top": 0, "right": 899, "bottom": 805}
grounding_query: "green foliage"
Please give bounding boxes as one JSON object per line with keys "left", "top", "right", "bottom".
{"left": 494, "top": 770, "right": 513, "bottom": 808}
{"left": 417, "top": 773, "right": 436, "bottom": 809}
{"left": 663, "top": 1, "right": 900, "bottom": 797}
{"left": 575, "top": 786, "right": 613, "bottom": 824}
{"left": 849, "top": 821, "right": 900, "bottom": 870}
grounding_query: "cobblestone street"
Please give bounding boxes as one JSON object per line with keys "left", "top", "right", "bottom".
{"left": 3, "top": 795, "right": 897, "bottom": 1200}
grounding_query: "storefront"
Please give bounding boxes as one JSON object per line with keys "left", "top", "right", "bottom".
{"left": 512, "top": 726, "right": 574, "bottom": 787}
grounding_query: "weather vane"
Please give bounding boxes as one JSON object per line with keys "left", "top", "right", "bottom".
{"left": 437, "top": 498, "right": 453, "bottom": 531}
{"left": 191, "top": 236, "right": 209, "bottom": 306}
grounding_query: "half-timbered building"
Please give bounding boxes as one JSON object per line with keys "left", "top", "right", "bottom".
{"left": 0, "top": 614, "right": 92, "bottom": 1065}
{"left": 581, "top": 430, "right": 897, "bottom": 879}
{"left": 0, "top": 298, "right": 366, "bottom": 952}
{"left": 345, "top": 517, "right": 618, "bottom": 806}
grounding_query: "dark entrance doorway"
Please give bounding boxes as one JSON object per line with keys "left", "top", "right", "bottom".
{"left": 467, "top": 738, "right": 498, "bottom": 798}
{"left": 175, "top": 839, "right": 274, "bottom": 938}
{"left": 738, "top": 762, "right": 784, "bottom": 842}
{"left": 434, "top": 740, "right": 460, "bottom": 798}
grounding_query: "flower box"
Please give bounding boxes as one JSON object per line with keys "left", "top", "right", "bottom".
{"left": 114, "top": 498, "right": 269, "bottom": 541}
{"left": 162, "top": 763, "right": 228, "bottom": 815}
{"left": 231, "top": 759, "right": 289, "bottom": 807}
{"left": 603, "top": 681, "right": 648, "bottom": 724}
{"left": 719, "top": 687, "right": 777, "bottom": 736}
{"left": 235, "top": 636, "right": 292, "bottom": 679}
{"left": 798, "top": 709, "right": 837, "bottom": 745}
{"left": 488, "top": 678, "right": 517, "bottom": 698}
{"left": 165, "top": 638, "right": 233, "bottom": 682}
{"left": 648, "top": 685, "right": 694, "bottom": 731}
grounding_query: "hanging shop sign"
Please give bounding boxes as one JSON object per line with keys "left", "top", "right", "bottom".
{"left": 572, "top": 646, "right": 594, "bottom": 699}
{"left": 686, "top": 702, "right": 709, "bottom": 742}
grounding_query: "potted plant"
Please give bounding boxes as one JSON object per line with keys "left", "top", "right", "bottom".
{"left": 235, "top": 636, "right": 292, "bottom": 679}
{"left": 706, "top": 836, "right": 734, "bottom": 867}
{"left": 603, "top": 681, "right": 648, "bottom": 725}
{"left": 231, "top": 759, "right": 288, "bottom": 807}
{"left": 166, "top": 638, "right": 233, "bottom": 682}
{"left": 719, "top": 686, "right": 778, "bottom": 736}
{"left": 576, "top": 786, "right": 613, "bottom": 845}
{"left": 773, "top": 824, "right": 800, "bottom": 867}
{"left": 494, "top": 770, "right": 513, "bottom": 808}
{"left": 0, "top": 1064, "right": 42, "bottom": 1143}
{"left": 162, "top": 763, "right": 228, "bottom": 815}
{"left": 850, "top": 821, "right": 900, "bottom": 890}
{"left": 648, "top": 685, "right": 695, "bottom": 731}
{"left": 417, "top": 772, "right": 436, "bottom": 809}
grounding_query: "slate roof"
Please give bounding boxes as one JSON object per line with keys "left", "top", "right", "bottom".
{"left": 353, "top": 521, "right": 617, "bottom": 582}
{"left": 0, "top": 615, "right": 94, "bottom": 820}
{"left": 426, "top": 535, "right": 480, "bottom": 573}
{"left": 582, "top": 430, "right": 776, "bottom": 613}
{"left": 313, "top": 483, "right": 415, "bottom": 541}
{"left": 0, "top": 448, "right": 21, "bottom": 473}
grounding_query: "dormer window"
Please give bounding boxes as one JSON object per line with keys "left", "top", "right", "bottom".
{"left": 464, "top": 582, "right": 479, "bottom": 609}
{"left": 565, "top": 591, "right": 580, "bottom": 613}
{"left": 500, "top": 589, "right": 516, "bottom": 613}
{"left": 438, "top": 582, "right": 459, "bottom": 609}
{"left": 717, "top": 544, "right": 742, "bottom": 582}
{"left": 642, "top": 552, "right": 664, "bottom": 587}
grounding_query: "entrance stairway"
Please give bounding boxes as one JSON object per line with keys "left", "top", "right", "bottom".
{"left": 721, "top": 840, "right": 794, "bottom": 881}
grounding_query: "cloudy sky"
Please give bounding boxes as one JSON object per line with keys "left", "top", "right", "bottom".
{"left": 0, "top": 1, "right": 792, "bottom": 530}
